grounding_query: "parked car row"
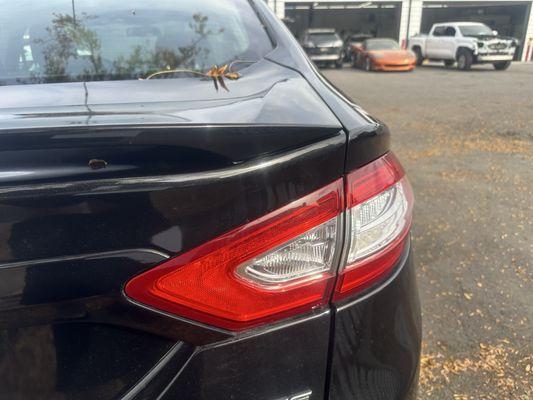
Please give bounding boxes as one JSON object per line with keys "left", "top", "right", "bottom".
{"left": 301, "top": 29, "right": 415, "bottom": 72}
{"left": 300, "top": 22, "right": 519, "bottom": 72}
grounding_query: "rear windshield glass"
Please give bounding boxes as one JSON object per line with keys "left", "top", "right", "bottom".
{"left": 365, "top": 39, "right": 400, "bottom": 51}
{"left": 308, "top": 33, "right": 340, "bottom": 45}
{"left": 0, "top": 0, "right": 273, "bottom": 85}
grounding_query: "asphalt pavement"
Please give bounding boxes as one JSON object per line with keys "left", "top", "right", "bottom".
{"left": 324, "top": 62, "right": 533, "bottom": 399}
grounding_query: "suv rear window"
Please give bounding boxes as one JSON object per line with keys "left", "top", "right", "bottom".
{"left": 308, "top": 33, "right": 341, "bottom": 45}
{"left": 0, "top": 0, "right": 273, "bottom": 85}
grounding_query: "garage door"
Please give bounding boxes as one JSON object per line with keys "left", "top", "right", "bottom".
{"left": 421, "top": 2, "right": 531, "bottom": 59}
{"left": 285, "top": 2, "right": 402, "bottom": 41}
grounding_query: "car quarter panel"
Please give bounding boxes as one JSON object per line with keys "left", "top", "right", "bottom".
{"left": 329, "top": 244, "right": 421, "bottom": 400}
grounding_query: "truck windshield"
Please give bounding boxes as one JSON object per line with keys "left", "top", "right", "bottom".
{"left": 459, "top": 25, "right": 494, "bottom": 37}
{"left": 366, "top": 39, "right": 400, "bottom": 51}
{"left": 0, "top": 0, "right": 273, "bottom": 86}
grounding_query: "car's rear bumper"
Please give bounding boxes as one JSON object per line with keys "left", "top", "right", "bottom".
{"left": 308, "top": 54, "right": 342, "bottom": 62}
{"left": 123, "top": 240, "right": 421, "bottom": 400}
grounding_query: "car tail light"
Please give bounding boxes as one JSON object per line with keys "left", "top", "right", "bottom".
{"left": 125, "top": 180, "right": 344, "bottom": 331}
{"left": 125, "top": 152, "right": 413, "bottom": 330}
{"left": 334, "top": 152, "right": 413, "bottom": 300}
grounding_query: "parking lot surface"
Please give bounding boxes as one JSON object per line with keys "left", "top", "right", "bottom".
{"left": 324, "top": 63, "right": 532, "bottom": 399}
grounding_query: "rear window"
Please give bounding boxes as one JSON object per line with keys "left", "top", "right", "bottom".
{"left": 0, "top": 0, "right": 273, "bottom": 85}
{"left": 308, "top": 33, "right": 341, "bottom": 45}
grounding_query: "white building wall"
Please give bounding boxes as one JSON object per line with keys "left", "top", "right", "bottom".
{"left": 269, "top": 0, "right": 286, "bottom": 19}
{"left": 398, "top": 1, "right": 410, "bottom": 46}
{"left": 524, "top": 2, "right": 533, "bottom": 61}
{"left": 398, "top": 0, "right": 423, "bottom": 47}
{"left": 407, "top": 0, "right": 423, "bottom": 38}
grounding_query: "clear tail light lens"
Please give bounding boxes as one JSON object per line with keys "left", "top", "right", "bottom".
{"left": 125, "top": 152, "right": 413, "bottom": 330}
{"left": 347, "top": 181, "right": 410, "bottom": 264}
{"left": 236, "top": 217, "right": 340, "bottom": 289}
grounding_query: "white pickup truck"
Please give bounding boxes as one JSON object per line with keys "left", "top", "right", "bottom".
{"left": 409, "top": 22, "right": 519, "bottom": 71}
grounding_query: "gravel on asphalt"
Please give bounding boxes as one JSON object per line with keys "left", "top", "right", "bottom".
{"left": 324, "top": 62, "right": 533, "bottom": 399}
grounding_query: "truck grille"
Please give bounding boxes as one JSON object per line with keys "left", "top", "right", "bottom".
{"left": 489, "top": 42, "right": 507, "bottom": 50}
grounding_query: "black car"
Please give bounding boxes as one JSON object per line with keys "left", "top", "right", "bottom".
{"left": 301, "top": 29, "right": 345, "bottom": 68}
{"left": 0, "top": 1, "right": 421, "bottom": 399}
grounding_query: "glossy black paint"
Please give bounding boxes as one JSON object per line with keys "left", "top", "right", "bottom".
{"left": 112, "top": 247, "right": 419, "bottom": 400}
{"left": 0, "top": 129, "right": 346, "bottom": 396}
{"left": 0, "top": 124, "right": 341, "bottom": 187}
{"left": 329, "top": 243, "right": 421, "bottom": 400}
{"left": 0, "top": 323, "right": 173, "bottom": 400}
{"left": 0, "top": 133, "right": 345, "bottom": 262}
{"left": 161, "top": 311, "right": 331, "bottom": 400}
{"left": 122, "top": 343, "right": 195, "bottom": 400}
{"left": 0, "top": 60, "right": 340, "bottom": 130}
{"left": 255, "top": 0, "right": 391, "bottom": 170}
{"left": 0, "top": 0, "right": 419, "bottom": 399}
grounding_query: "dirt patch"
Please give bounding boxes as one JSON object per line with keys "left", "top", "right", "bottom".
{"left": 420, "top": 341, "right": 532, "bottom": 399}
{"left": 324, "top": 63, "right": 533, "bottom": 399}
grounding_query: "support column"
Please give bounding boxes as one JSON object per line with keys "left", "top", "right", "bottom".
{"left": 523, "top": 1, "right": 533, "bottom": 61}
{"left": 268, "top": 0, "right": 286, "bottom": 19}
{"left": 398, "top": 0, "right": 423, "bottom": 48}
{"left": 275, "top": 0, "right": 286, "bottom": 19}
{"left": 398, "top": 0, "right": 410, "bottom": 47}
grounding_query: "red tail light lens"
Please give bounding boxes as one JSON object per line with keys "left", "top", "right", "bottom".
{"left": 334, "top": 152, "right": 413, "bottom": 300}
{"left": 125, "top": 180, "right": 344, "bottom": 331}
{"left": 125, "top": 152, "right": 413, "bottom": 330}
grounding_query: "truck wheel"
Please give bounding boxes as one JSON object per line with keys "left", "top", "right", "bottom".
{"left": 493, "top": 61, "right": 511, "bottom": 71}
{"left": 456, "top": 49, "right": 473, "bottom": 71}
{"left": 413, "top": 47, "right": 424, "bottom": 66}
{"left": 444, "top": 60, "right": 455, "bottom": 67}
{"left": 335, "top": 56, "right": 343, "bottom": 69}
